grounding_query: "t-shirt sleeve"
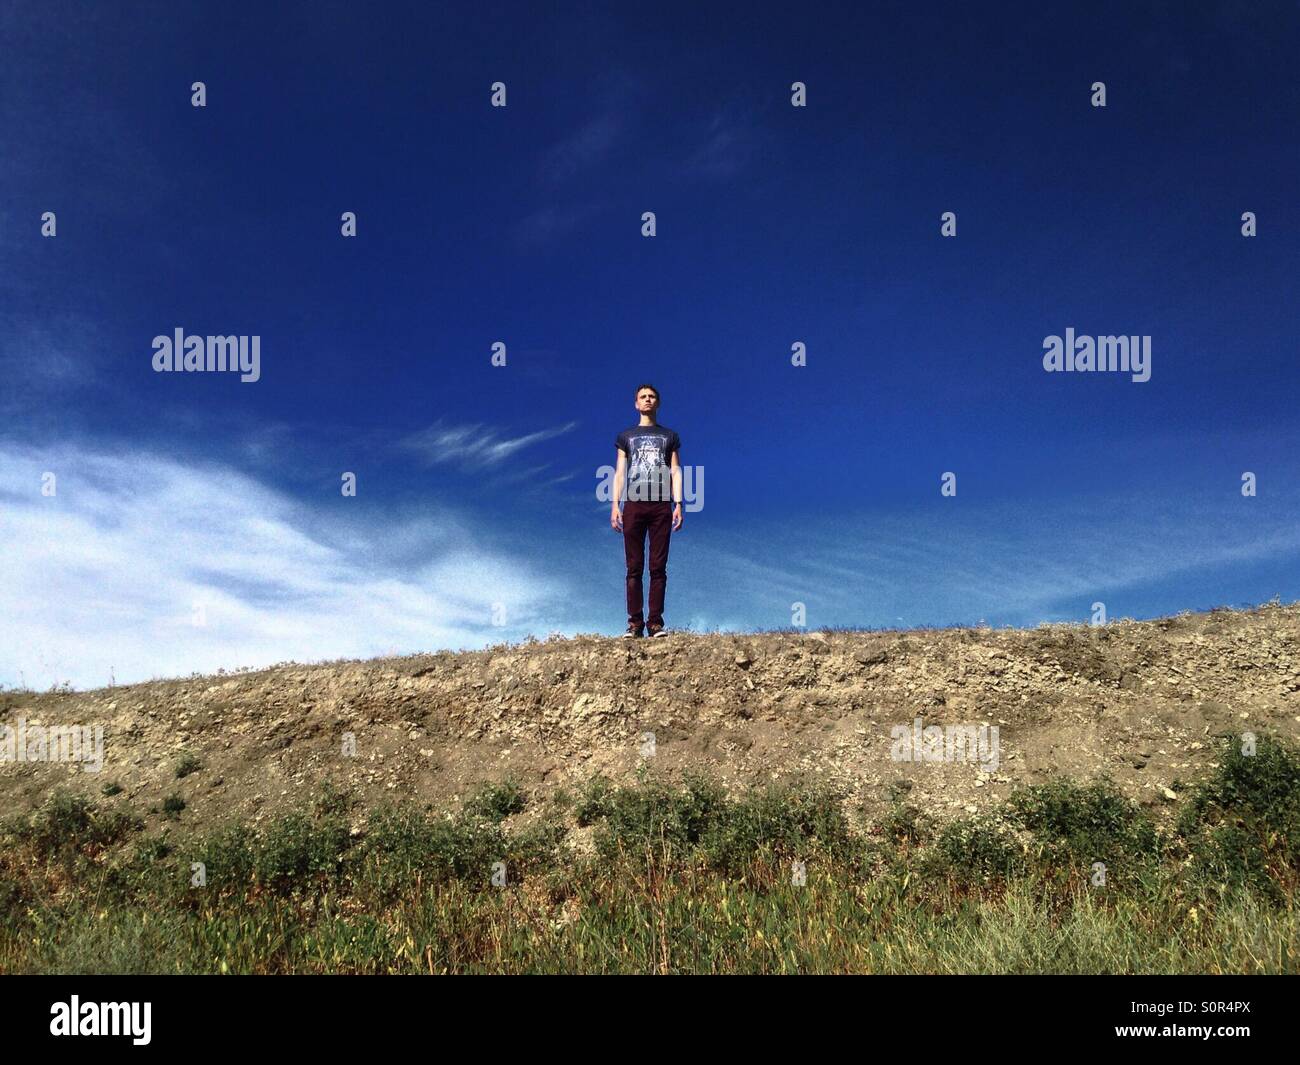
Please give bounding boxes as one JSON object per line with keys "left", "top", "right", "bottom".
{"left": 671, "top": 431, "right": 681, "bottom": 456}
{"left": 615, "top": 432, "right": 627, "bottom": 454}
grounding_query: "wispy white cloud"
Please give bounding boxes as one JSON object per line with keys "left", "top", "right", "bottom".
{"left": 399, "top": 419, "right": 578, "bottom": 471}
{"left": 515, "top": 202, "right": 605, "bottom": 245}
{"left": 0, "top": 442, "right": 571, "bottom": 689}
{"left": 518, "top": 79, "right": 641, "bottom": 243}
{"left": 0, "top": 313, "right": 114, "bottom": 420}
{"left": 539, "top": 114, "right": 622, "bottom": 185}
{"left": 679, "top": 102, "right": 766, "bottom": 180}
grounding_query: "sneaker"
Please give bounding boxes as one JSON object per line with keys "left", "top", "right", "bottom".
{"left": 648, "top": 624, "right": 668, "bottom": 638}
{"left": 622, "top": 624, "right": 644, "bottom": 639}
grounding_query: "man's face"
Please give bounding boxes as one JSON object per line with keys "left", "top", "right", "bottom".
{"left": 635, "top": 389, "right": 658, "bottom": 415}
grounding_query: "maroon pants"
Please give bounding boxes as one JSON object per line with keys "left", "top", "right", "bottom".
{"left": 622, "top": 500, "right": 672, "bottom": 628}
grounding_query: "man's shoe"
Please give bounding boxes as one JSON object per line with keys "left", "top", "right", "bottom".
{"left": 648, "top": 624, "right": 668, "bottom": 638}
{"left": 622, "top": 624, "right": 644, "bottom": 639}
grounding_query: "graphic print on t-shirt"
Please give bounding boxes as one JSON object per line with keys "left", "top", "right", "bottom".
{"left": 617, "top": 425, "right": 680, "bottom": 503}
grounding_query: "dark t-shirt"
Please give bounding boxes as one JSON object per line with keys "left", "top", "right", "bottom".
{"left": 615, "top": 424, "right": 680, "bottom": 503}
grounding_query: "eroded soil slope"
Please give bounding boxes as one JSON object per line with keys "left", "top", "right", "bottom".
{"left": 2, "top": 604, "right": 1298, "bottom": 834}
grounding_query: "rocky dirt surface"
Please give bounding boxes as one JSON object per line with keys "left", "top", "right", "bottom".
{"left": 2, "top": 603, "right": 1298, "bottom": 837}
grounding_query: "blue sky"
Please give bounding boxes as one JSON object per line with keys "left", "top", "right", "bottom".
{"left": 2, "top": 0, "right": 1298, "bottom": 688}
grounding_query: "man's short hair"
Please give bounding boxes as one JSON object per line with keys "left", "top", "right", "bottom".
{"left": 635, "top": 383, "right": 660, "bottom": 403}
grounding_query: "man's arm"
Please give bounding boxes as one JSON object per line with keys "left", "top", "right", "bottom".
{"left": 670, "top": 450, "right": 683, "bottom": 530}
{"left": 610, "top": 448, "right": 626, "bottom": 531}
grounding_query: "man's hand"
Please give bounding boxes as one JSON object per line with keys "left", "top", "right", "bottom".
{"left": 611, "top": 506, "right": 623, "bottom": 532}
{"left": 672, "top": 503, "right": 683, "bottom": 531}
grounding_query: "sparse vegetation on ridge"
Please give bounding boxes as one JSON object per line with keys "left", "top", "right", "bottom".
{"left": 1, "top": 737, "right": 1296, "bottom": 974}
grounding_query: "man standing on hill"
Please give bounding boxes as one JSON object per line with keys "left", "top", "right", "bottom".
{"left": 611, "top": 383, "right": 683, "bottom": 638}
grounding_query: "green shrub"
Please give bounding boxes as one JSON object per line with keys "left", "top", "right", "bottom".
{"left": 878, "top": 802, "right": 933, "bottom": 847}
{"left": 1177, "top": 735, "right": 1300, "bottom": 901}
{"left": 590, "top": 773, "right": 727, "bottom": 862}
{"left": 503, "top": 813, "right": 567, "bottom": 876}
{"left": 12, "top": 791, "right": 140, "bottom": 858}
{"left": 94, "top": 835, "right": 179, "bottom": 905}
{"left": 1008, "top": 778, "right": 1157, "bottom": 871}
{"left": 352, "top": 805, "right": 505, "bottom": 900}
{"left": 311, "top": 780, "right": 355, "bottom": 819}
{"left": 0, "top": 870, "right": 29, "bottom": 922}
{"left": 1179, "top": 734, "right": 1300, "bottom": 834}
{"left": 192, "top": 824, "right": 257, "bottom": 890}
{"left": 464, "top": 779, "right": 527, "bottom": 822}
{"left": 175, "top": 753, "right": 202, "bottom": 779}
{"left": 700, "top": 781, "right": 852, "bottom": 873}
{"left": 933, "top": 815, "right": 1024, "bottom": 884}
{"left": 573, "top": 775, "right": 615, "bottom": 826}
{"left": 254, "top": 813, "right": 351, "bottom": 894}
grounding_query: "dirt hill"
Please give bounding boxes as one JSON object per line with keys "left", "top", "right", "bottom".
{"left": 3, "top": 604, "right": 1299, "bottom": 836}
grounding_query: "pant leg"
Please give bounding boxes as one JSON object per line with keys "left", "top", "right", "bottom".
{"left": 646, "top": 502, "right": 672, "bottom": 627}
{"left": 622, "top": 502, "right": 648, "bottom": 627}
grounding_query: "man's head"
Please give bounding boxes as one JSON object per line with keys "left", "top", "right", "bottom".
{"left": 634, "top": 383, "right": 660, "bottom": 417}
